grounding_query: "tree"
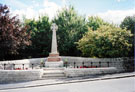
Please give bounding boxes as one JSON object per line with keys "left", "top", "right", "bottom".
{"left": 53, "top": 6, "right": 88, "bottom": 56}
{"left": 0, "top": 4, "right": 31, "bottom": 60}
{"left": 77, "top": 25, "right": 133, "bottom": 58}
{"left": 87, "top": 16, "right": 110, "bottom": 31}
{"left": 24, "top": 16, "right": 51, "bottom": 58}
{"left": 120, "top": 15, "right": 135, "bottom": 57}
{"left": 120, "top": 15, "right": 135, "bottom": 34}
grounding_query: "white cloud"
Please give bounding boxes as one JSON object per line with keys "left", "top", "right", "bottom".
{"left": 61, "top": 0, "right": 69, "bottom": 6}
{"left": 31, "top": 0, "right": 40, "bottom": 7}
{"left": 43, "top": 0, "right": 61, "bottom": 19}
{"left": 117, "top": 0, "right": 121, "bottom": 2}
{"left": 92, "top": 8, "right": 135, "bottom": 25}
{"left": 6, "top": 0, "right": 28, "bottom": 9}
{"left": 11, "top": 0, "right": 61, "bottom": 20}
{"left": 11, "top": 0, "right": 135, "bottom": 25}
{"left": 116, "top": 0, "right": 127, "bottom": 2}
{"left": 13, "top": 7, "right": 36, "bottom": 20}
{"left": 62, "top": 0, "right": 66, "bottom": 5}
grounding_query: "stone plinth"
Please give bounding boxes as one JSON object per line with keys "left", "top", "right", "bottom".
{"left": 46, "top": 53, "right": 63, "bottom": 67}
{"left": 48, "top": 53, "right": 61, "bottom": 62}
{"left": 49, "top": 53, "right": 59, "bottom": 57}
{"left": 48, "top": 57, "right": 61, "bottom": 62}
{"left": 45, "top": 61, "right": 63, "bottom": 68}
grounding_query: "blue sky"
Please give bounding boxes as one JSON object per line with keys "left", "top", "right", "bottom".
{"left": 0, "top": 0, "right": 135, "bottom": 24}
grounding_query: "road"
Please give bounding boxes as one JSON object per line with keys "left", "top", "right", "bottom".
{"left": 0, "top": 77, "right": 134, "bottom": 92}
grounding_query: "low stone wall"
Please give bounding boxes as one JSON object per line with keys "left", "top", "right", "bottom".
{"left": 0, "top": 69, "right": 43, "bottom": 84}
{"left": 0, "top": 58, "right": 46, "bottom": 69}
{"left": 61, "top": 57, "right": 134, "bottom": 72}
{"left": 0, "top": 57, "right": 134, "bottom": 72}
{"left": 64, "top": 67, "right": 117, "bottom": 77}
{"left": 0, "top": 57, "right": 133, "bottom": 82}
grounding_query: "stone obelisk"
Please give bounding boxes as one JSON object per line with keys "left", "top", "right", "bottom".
{"left": 45, "top": 23, "right": 63, "bottom": 67}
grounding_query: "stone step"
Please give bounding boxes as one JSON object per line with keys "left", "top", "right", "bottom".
{"left": 43, "top": 68, "right": 64, "bottom": 70}
{"left": 43, "top": 71, "right": 65, "bottom": 76}
{"left": 42, "top": 73, "right": 65, "bottom": 78}
{"left": 41, "top": 76, "right": 66, "bottom": 79}
{"left": 43, "top": 70, "right": 64, "bottom": 74}
{"left": 43, "top": 73, "right": 65, "bottom": 76}
{"left": 42, "top": 67, "right": 65, "bottom": 79}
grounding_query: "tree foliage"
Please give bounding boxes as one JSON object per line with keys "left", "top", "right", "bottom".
{"left": 87, "top": 16, "right": 109, "bottom": 31}
{"left": 24, "top": 16, "right": 51, "bottom": 58}
{"left": 0, "top": 4, "right": 133, "bottom": 60}
{"left": 120, "top": 15, "right": 135, "bottom": 56}
{"left": 120, "top": 15, "right": 135, "bottom": 34}
{"left": 0, "top": 4, "right": 31, "bottom": 60}
{"left": 53, "top": 6, "right": 88, "bottom": 56}
{"left": 77, "top": 25, "right": 133, "bottom": 58}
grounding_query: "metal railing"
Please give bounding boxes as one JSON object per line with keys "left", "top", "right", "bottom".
{"left": 0, "top": 61, "right": 110, "bottom": 70}
{"left": 0, "top": 63, "right": 43, "bottom": 70}
{"left": 0, "top": 59, "right": 134, "bottom": 70}
{"left": 63, "top": 61, "right": 111, "bottom": 68}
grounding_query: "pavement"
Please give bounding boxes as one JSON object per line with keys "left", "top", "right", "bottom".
{"left": 1, "top": 76, "right": 134, "bottom": 92}
{"left": 0, "top": 72, "right": 134, "bottom": 91}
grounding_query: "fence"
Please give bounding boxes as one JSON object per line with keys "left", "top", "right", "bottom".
{"left": 0, "top": 57, "right": 134, "bottom": 72}
{"left": 63, "top": 61, "right": 111, "bottom": 68}
{"left": 0, "top": 61, "right": 111, "bottom": 70}
{"left": 0, "top": 63, "right": 44, "bottom": 70}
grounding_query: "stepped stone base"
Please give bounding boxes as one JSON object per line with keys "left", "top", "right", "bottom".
{"left": 46, "top": 53, "right": 63, "bottom": 68}
{"left": 47, "top": 53, "right": 61, "bottom": 62}
{"left": 45, "top": 61, "right": 63, "bottom": 68}
{"left": 49, "top": 53, "right": 59, "bottom": 57}
{"left": 47, "top": 57, "right": 61, "bottom": 62}
{"left": 42, "top": 68, "right": 65, "bottom": 79}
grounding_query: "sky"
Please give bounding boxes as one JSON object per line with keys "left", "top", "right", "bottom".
{"left": 0, "top": 0, "right": 135, "bottom": 24}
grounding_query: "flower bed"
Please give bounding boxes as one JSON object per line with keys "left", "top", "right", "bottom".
{"left": 15, "top": 68, "right": 28, "bottom": 70}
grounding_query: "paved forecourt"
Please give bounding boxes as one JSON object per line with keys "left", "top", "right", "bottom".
{"left": 0, "top": 72, "right": 134, "bottom": 92}
{"left": 0, "top": 75, "right": 134, "bottom": 92}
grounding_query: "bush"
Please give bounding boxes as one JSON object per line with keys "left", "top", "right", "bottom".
{"left": 77, "top": 25, "right": 133, "bottom": 58}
